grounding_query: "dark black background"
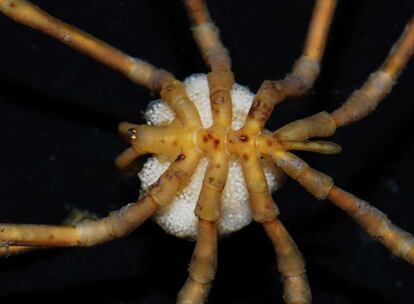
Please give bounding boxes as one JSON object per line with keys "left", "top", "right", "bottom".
{"left": 0, "top": 0, "right": 413, "bottom": 303}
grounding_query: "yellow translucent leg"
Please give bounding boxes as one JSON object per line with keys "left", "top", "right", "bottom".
{"left": 274, "top": 111, "right": 337, "bottom": 142}
{"left": 0, "top": 150, "right": 200, "bottom": 249}
{"left": 183, "top": 0, "right": 231, "bottom": 71}
{"left": 244, "top": 0, "right": 337, "bottom": 132}
{"left": 160, "top": 79, "right": 203, "bottom": 128}
{"left": 208, "top": 71, "right": 234, "bottom": 127}
{"left": 0, "top": 196, "right": 157, "bottom": 247}
{"left": 146, "top": 150, "right": 201, "bottom": 207}
{"left": 244, "top": 81, "right": 287, "bottom": 133}
{"left": 328, "top": 187, "right": 414, "bottom": 265}
{"left": 184, "top": 1, "right": 235, "bottom": 129}
{"left": 0, "top": 208, "right": 98, "bottom": 256}
{"left": 0, "top": 0, "right": 173, "bottom": 92}
{"left": 261, "top": 144, "right": 414, "bottom": 267}
{"left": 281, "top": 140, "right": 341, "bottom": 155}
{"left": 264, "top": 219, "right": 311, "bottom": 304}
{"left": 331, "top": 17, "right": 414, "bottom": 127}
{"left": 228, "top": 129, "right": 279, "bottom": 222}
{"left": 179, "top": 143, "right": 228, "bottom": 302}
{"left": 195, "top": 154, "right": 228, "bottom": 221}
{"left": 290, "top": 0, "right": 337, "bottom": 92}
{"left": 177, "top": 219, "right": 217, "bottom": 304}
{"left": 234, "top": 133, "right": 310, "bottom": 302}
{"left": 302, "top": 0, "right": 338, "bottom": 63}
{"left": 116, "top": 122, "right": 182, "bottom": 169}
{"left": 0, "top": 245, "right": 35, "bottom": 257}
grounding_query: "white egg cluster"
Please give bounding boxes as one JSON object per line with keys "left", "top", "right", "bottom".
{"left": 138, "top": 74, "right": 281, "bottom": 239}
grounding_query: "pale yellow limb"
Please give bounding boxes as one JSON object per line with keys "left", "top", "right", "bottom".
{"left": 244, "top": 81, "right": 286, "bottom": 133}
{"left": 146, "top": 149, "right": 201, "bottom": 207}
{"left": 288, "top": 0, "right": 337, "bottom": 93}
{"left": 302, "top": 0, "right": 338, "bottom": 62}
{"left": 0, "top": 0, "right": 174, "bottom": 92}
{"left": 207, "top": 71, "right": 234, "bottom": 127}
{"left": 268, "top": 150, "right": 334, "bottom": 200}
{"left": 0, "top": 151, "right": 200, "bottom": 248}
{"left": 261, "top": 144, "right": 414, "bottom": 266}
{"left": 177, "top": 219, "right": 217, "bottom": 304}
{"left": 281, "top": 140, "right": 341, "bottom": 155}
{"left": 195, "top": 153, "right": 228, "bottom": 221}
{"left": 0, "top": 245, "right": 35, "bottom": 257}
{"left": 183, "top": 0, "right": 231, "bottom": 71}
{"left": 264, "top": 219, "right": 311, "bottom": 304}
{"left": 179, "top": 127, "right": 229, "bottom": 302}
{"left": 245, "top": 0, "right": 337, "bottom": 131}
{"left": 160, "top": 79, "right": 203, "bottom": 128}
{"left": 274, "top": 111, "right": 337, "bottom": 142}
{"left": 233, "top": 143, "right": 310, "bottom": 304}
{"left": 331, "top": 17, "right": 414, "bottom": 127}
{"left": 117, "top": 122, "right": 182, "bottom": 169}
{"left": 178, "top": 133, "right": 228, "bottom": 302}
{"left": 228, "top": 129, "right": 279, "bottom": 222}
{"left": 328, "top": 187, "right": 414, "bottom": 265}
{"left": 184, "top": 1, "right": 235, "bottom": 127}
{"left": 0, "top": 208, "right": 98, "bottom": 257}
{"left": 0, "top": 195, "right": 157, "bottom": 247}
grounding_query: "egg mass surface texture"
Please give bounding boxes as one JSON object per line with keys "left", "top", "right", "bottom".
{"left": 138, "top": 74, "right": 281, "bottom": 239}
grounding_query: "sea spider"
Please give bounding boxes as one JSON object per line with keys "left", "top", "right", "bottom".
{"left": 0, "top": 0, "right": 414, "bottom": 302}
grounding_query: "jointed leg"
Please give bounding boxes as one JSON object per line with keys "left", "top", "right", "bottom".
{"left": 264, "top": 219, "right": 311, "bottom": 304}
{"left": 331, "top": 17, "right": 414, "bottom": 127}
{"left": 289, "top": 0, "right": 337, "bottom": 93}
{"left": 0, "top": 0, "right": 173, "bottom": 92}
{"left": 302, "top": 0, "right": 338, "bottom": 64}
{"left": 229, "top": 126, "right": 310, "bottom": 303}
{"left": 177, "top": 165, "right": 223, "bottom": 303}
{"left": 178, "top": 151, "right": 228, "bottom": 302}
{"left": 177, "top": 219, "right": 217, "bottom": 304}
{"left": 0, "top": 245, "right": 34, "bottom": 257}
{"left": 0, "top": 151, "right": 200, "bottom": 249}
{"left": 0, "top": 209, "right": 98, "bottom": 257}
{"left": 116, "top": 121, "right": 182, "bottom": 170}
{"left": 328, "top": 187, "right": 414, "bottom": 264}
{"left": 245, "top": 0, "right": 337, "bottom": 130}
{"left": 260, "top": 144, "right": 414, "bottom": 266}
{"left": 0, "top": 196, "right": 157, "bottom": 247}
{"left": 183, "top": 0, "right": 231, "bottom": 72}
{"left": 184, "top": 0, "right": 235, "bottom": 130}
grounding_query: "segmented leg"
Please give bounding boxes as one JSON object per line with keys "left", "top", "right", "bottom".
{"left": 177, "top": 219, "right": 217, "bottom": 304}
{"left": 116, "top": 121, "right": 182, "bottom": 170}
{"left": 246, "top": 0, "right": 337, "bottom": 131}
{"left": 178, "top": 149, "right": 228, "bottom": 303}
{"left": 302, "top": 0, "right": 338, "bottom": 63}
{"left": 264, "top": 219, "right": 311, "bottom": 304}
{"left": 260, "top": 143, "right": 414, "bottom": 266}
{"left": 331, "top": 17, "right": 414, "bottom": 127}
{"left": 0, "top": 151, "right": 200, "bottom": 248}
{"left": 178, "top": 4, "right": 235, "bottom": 301}
{"left": 0, "top": 208, "right": 98, "bottom": 257}
{"left": 328, "top": 187, "right": 414, "bottom": 264}
{"left": 232, "top": 98, "right": 310, "bottom": 303}
{"left": 0, "top": 196, "right": 156, "bottom": 247}
{"left": 0, "top": 0, "right": 174, "bottom": 92}
{"left": 183, "top": 0, "right": 231, "bottom": 72}
{"left": 234, "top": 146, "right": 310, "bottom": 304}
{"left": 0, "top": 246, "right": 34, "bottom": 257}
